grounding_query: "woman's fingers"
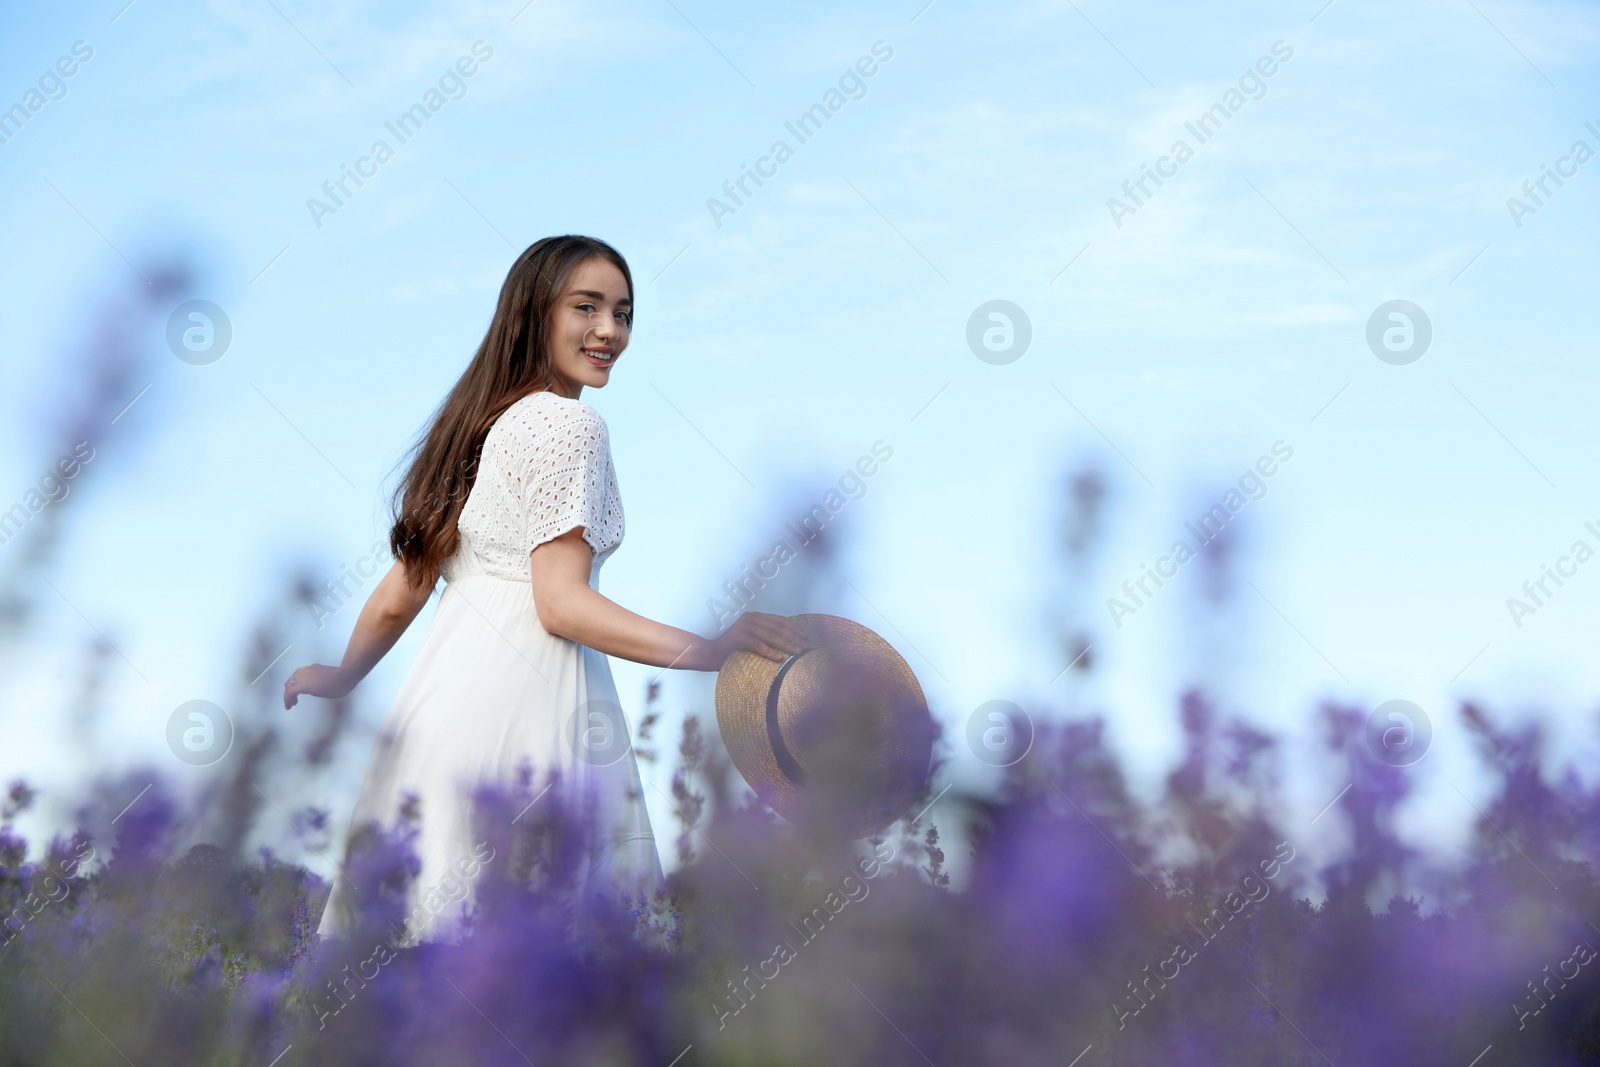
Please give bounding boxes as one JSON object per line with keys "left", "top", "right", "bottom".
{"left": 283, "top": 667, "right": 313, "bottom": 709}
{"left": 747, "top": 613, "right": 805, "bottom": 653}
{"left": 759, "top": 635, "right": 799, "bottom": 660}
{"left": 708, "top": 613, "right": 806, "bottom": 667}
{"left": 746, "top": 619, "right": 793, "bottom": 649}
{"left": 726, "top": 618, "right": 788, "bottom": 662}
{"left": 767, "top": 622, "right": 806, "bottom": 654}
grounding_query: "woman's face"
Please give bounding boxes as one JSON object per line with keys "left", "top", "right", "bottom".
{"left": 545, "top": 256, "right": 632, "bottom": 398}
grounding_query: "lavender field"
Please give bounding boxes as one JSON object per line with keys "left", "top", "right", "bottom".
{"left": 3, "top": 671, "right": 1598, "bottom": 1065}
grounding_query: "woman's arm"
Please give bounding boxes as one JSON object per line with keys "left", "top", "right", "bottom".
{"left": 530, "top": 527, "right": 805, "bottom": 670}
{"left": 283, "top": 559, "right": 435, "bottom": 709}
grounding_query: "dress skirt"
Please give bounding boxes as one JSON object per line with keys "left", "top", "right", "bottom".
{"left": 316, "top": 545, "right": 664, "bottom": 946}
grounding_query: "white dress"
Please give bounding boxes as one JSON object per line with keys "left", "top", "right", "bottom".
{"left": 318, "top": 389, "right": 664, "bottom": 945}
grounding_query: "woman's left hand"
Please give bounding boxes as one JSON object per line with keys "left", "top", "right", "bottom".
{"left": 283, "top": 664, "right": 350, "bottom": 709}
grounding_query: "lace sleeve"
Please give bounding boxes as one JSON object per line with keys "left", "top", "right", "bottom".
{"left": 516, "top": 399, "right": 623, "bottom": 560}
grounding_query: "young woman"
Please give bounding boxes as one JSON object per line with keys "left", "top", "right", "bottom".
{"left": 282, "top": 234, "right": 805, "bottom": 944}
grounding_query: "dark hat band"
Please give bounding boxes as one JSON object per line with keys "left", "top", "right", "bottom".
{"left": 765, "top": 652, "right": 809, "bottom": 786}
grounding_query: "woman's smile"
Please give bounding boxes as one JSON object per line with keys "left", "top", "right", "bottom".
{"left": 545, "top": 255, "right": 631, "bottom": 397}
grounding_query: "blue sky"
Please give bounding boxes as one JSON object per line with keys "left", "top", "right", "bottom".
{"left": 2, "top": 0, "right": 1597, "bottom": 884}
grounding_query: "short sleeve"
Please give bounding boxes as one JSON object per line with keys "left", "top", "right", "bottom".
{"left": 518, "top": 400, "right": 623, "bottom": 559}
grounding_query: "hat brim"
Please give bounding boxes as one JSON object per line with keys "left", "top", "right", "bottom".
{"left": 714, "top": 614, "right": 933, "bottom": 839}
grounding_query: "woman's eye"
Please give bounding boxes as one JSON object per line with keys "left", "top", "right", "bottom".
{"left": 577, "top": 302, "right": 596, "bottom": 313}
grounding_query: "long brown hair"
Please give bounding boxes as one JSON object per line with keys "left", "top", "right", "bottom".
{"left": 386, "top": 235, "right": 635, "bottom": 593}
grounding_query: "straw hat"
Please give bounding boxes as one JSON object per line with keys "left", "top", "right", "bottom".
{"left": 714, "top": 613, "right": 936, "bottom": 839}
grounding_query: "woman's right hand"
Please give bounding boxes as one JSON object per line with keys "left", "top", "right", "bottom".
{"left": 701, "top": 612, "right": 807, "bottom": 669}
